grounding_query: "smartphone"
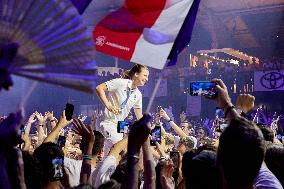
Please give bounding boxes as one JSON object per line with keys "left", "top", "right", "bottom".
{"left": 189, "top": 81, "right": 216, "bottom": 97}
{"left": 18, "top": 124, "right": 26, "bottom": 148}
{"left": 65, "top": 103, "right": 74, "bottom": 121}
{"left": 157, "top": 106, "right": 162, "bottom": 112}
{"left": 150, "top": 126, "right": 161, "bottom": 146}
{"left": 19, "top": 124, "right": 25, "bottom": 136}
{"left": 51, "top": 157, "right": 64, "bottom": 181}
{"left": 117, "top": 121, "right": 130, "bottom": 133}
{"left": 220, "top": 123, "right": 228, "bottom": 131}
{"left": 57, "top": 135, "right": 66, "bottom": 147}
{"left": 170, "top": 151, "right": 180, "bottom": 168}
{"left": 216, "top": 107, "right": 225, "bottom": 118}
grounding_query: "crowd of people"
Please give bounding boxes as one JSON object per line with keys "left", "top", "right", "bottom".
{"left": 154, "top": 56, "right": 284, "bottom": 79}
{"left": 1, "top": 74, "right": 283, "bottom": 188}
{"left": 0, "top": 0, "right": 283, "bottom": 185}
{"left": 191, "top": 56, "right": 284, "bottom": 74}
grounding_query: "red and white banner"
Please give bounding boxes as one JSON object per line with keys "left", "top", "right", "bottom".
{"left": 254, "top": 70, "right": 284, "bottom": 91}
{"left": 94, "top": 0, "right": 194, "bottom": 69}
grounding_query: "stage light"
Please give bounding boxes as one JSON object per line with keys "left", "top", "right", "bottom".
{"left": 230, "top": 59, "right": 239, "bottom": 65}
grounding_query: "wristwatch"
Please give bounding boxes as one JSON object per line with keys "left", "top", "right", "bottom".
{"left": 224, "top": 104, "right": 235, "bottom": 118}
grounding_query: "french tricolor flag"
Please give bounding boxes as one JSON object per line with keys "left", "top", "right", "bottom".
{"left": 93, "top": 0, "right": 200, "bottom": 69}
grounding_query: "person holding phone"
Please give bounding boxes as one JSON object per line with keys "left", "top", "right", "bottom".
{"left": 96, "top": 64, "right": 149, "bottom": 154}
{"left": 150, "top": 126, "right": 161, "bottom": 146}
{"left": 159, "top": 108, "right": 197, "bottom": 152}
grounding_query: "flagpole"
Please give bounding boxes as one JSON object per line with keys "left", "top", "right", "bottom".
{"left": 146, "top": 74, "right": 162, "bottom": 113}
{"left": 115, "top": 57, "right": 118, "bottom": 67}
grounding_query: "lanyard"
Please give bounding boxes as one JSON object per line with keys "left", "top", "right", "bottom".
{"left": 120, "top": 89, "right": 132, "bottom": 110}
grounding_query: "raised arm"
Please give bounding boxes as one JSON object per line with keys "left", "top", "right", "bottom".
{"left": 160, "top": 108, "right": 187, "bottom": 137}
{"left": 155, "top": 136, "right": 167, "bottom": 158}
{"left": 43, "top": 110, "right": 72, "bottom": 143}
{"left": 108, "top": 136, "right": 128, "bottom": 166}
{"left": 45, "top": 111, "right": 57, "bottom": 130}
{"left": 142, "top": 137, "right": 155, "bottom": 189}
{"left": 72, "top": 112, "right": 96, "bottom": 184}
{"left": 211, "top": 79, "right": 239, "bottom": 121}
{"left": 124, "top": 114, "right": 152, "bottom": 189}
{"left": 34, "top": 112, "right": 47, "bottom": 146}
{"left": 24, "top": 113, "right": 36, "bottom": 138}
{"left": 236, "top": 94, "right": 255, "bottom": 114}
{"left": 21, "top": 113, "right": 37, "bottom": 151}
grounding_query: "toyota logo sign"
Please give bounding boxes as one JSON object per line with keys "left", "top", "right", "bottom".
{"left": 260, "top": 71, "right": 284, "bottom": 89}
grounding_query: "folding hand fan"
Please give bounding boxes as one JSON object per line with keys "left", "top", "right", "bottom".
{"left": 0, "top": 0, "right": 96, "bottom": 92}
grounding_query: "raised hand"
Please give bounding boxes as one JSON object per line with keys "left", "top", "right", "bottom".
{"left": 160, "top": 108, "right": 170, "bottom": 121}
{"left": 211, "top": 79, "right": 232, "bottom": 108}
{"left": 57, "top": 110, "right": 73, "bottom": 129}
{"left": 50, "top": 117, "right": 58, "bottom": 130}
{"left": 78, "top": 114, "right": 87, "bottom": 122}
{"left": 43, "top": 110, "right": 73, "bottom": 144}
{"left": 22, "top": 114, "right": 35, "bottom": 150}
{"left": 236, "top": 94, "right": 255, "bottom": 113}
{"left": 27, "top": 113, "right": 37, "bottom": 124}
{"left": 34, "top": 111, "right": 46, "bottom": 125}
{"left": 72, "top": 118, "right": 95, "bottom": 145}
{"left": 45, "top": 111, "right": 54, "bottom": 121}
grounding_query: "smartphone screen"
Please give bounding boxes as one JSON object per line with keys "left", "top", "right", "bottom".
{"left": 276, "top": 134, "right": 282, "bottom": 140}
{"left": 117, "top": 121, "right": 130, "bottom": 133}
{"left": 189, "top": 81, "right": 216, "bottom": 97}
{"left": 65, "top": 103, "right": 74, "bottom": 121}
{"left": 170, "top": 151, "right": 180, "bottom": 168}
{"left": 150, "top": 126, "right": 161, "bottom": 146}
{"left": 18, "top": 124, "right": 25, "bottom": 136}
{"left": 216, "top": 107, "right": 225, "bottom": 118}
{"left": 51, "top": 157, "right": 64, "bottom": 181}
{"left": 220, "top": 123, "right": 228, "bottom": 131}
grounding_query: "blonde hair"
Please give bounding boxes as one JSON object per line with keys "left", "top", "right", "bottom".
{"left": 164, "top": 134, "right": 175, "bottom": 145}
